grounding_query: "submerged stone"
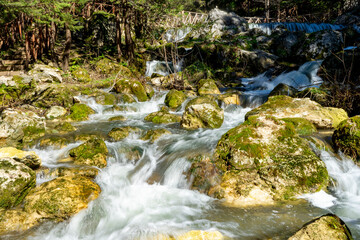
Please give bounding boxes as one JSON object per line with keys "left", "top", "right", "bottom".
{"left": 108, "top": 115, "right": 126, "bottom": 121}
{"left": 0, "top": 158, "right": 36, "bottom": 209}
{"left": 181, "top": 96, "right": 224, "bottom": 130}
{"left": 69, "top": 138, "right": 108, "bottom": 168}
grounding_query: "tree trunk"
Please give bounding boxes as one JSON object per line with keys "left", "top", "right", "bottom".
{"left": 265, "top": 0, "right": 270, "bottom": 22}
{"left": 116, "top": 12, "right": 122, "bottom": 61}
{"left": 50, "top": 21, "right": 58, "bottom": 66}
{"left": 25, "top": 32, "right": 31, "bottom": 70}
{"left": 123, "top": 5, "right": 134, "bottom": 62}
{"left": 62, "top": 24, "right": 71, "bottom": 71}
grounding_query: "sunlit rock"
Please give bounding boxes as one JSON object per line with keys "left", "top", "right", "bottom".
{"left": 69, "top": 138, "right": 108, "bottom": 168}
{"left": 0, "top": 147, "right": 41, "bottom": 169}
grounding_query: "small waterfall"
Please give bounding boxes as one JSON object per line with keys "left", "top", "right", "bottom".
{"left": 165, "top": 27, "right": 192, "bottom": 43}
{"left": 145, "top": 60, "right": 183, "bottom": 77}
{"left": 249, "top": 22, "right": 345, "bottom": 35}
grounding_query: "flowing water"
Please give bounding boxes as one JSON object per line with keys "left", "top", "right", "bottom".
{"left": 12, "top": 61, "right": 360, "bottom": 239}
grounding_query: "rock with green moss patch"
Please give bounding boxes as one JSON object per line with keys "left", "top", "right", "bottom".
{"left": 295, "top": 87, "right": 329, "bottom": 106}
{"left": 245, "top": 95, "right": 348, "bottom": 129}
{"left": 198, "top": 79, "right": 220, "bottom": 95}
{"left": 113, "top": 79, "right": 148, "bottom": 102}
{"left": 145, "top": 107, "right": 182, "bottom": 124}
{"left": 45, "top": 106, "right": 67, "bottom": 119}
{"left": 332, "top": 115, "right": 360, "bottom": 162}
{"left": 39, "top": 136, "right": 70, "bottom": 149}
{"left": 95, "top": 58, "right": 123, "bottom": 76}
{"left": 0, "top": 158, "right": 36, "bottom": 209}
{"left": 0, "top": 147, "right": 41, "bottom": 169}
{"left": 95, "top": 92, "right": 116, "bottom": 105}
{"left": 145, "top": 84, "right": 155, "bottom": 99}
{"left": 69, "top": 103, "right": 95, "bottom": 121}
{"left": 164, "top": 89, "right": 187, "bottom": 109}
{"left": 22, "top": 126, "right": 46, "bottom": 147}
{"left": 108, "top": 126, "right": 142, "bottom": 141}
{"left": 108, "top": 115, "right": 126, "bottom": 121}
{"left": 269, "top": 83, "right": 298, "bottom": 97}
{"left": 71, "top": 66, "right": 91, "bottom": 82}
{"left": 117, "top": 93, "right": 136, "bottom": 103}
{"left": 288, "top": 214, "right": 353, "bottom": 240}
{"left": 141, "top": 129, "right": 171, "bottom": 143}
{"left": 69, "top": 138, "right": 108, "bottom": 168}
{"left": 181, "top": 96, "right": 224, "bottom": 130}
{"left": 54, "top": 122, "right": 77, "bottom": 133}
{"left": 209, "top": 115, "right": 328, "bottom": 206}
{"left": 281, "top": 118, "right": 317, "bottom": 136}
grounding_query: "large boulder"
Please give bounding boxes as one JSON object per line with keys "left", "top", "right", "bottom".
{"left": 68, "top": 103, "right": 95, "bottom": 121}
{"left": 69, "top": 138, "right": 108, "bottom": 168}
{"left": 203, "top": 116, "right": 328, "bottom": 206}
{"left": 332, "top": 115, "right": 360, "bottom": 162}
{"left": 197, "top": 79, "right": 220, "bottom": 95}
{"left": 113, "top": 79, "right": 148, "bottom": 102}
{"left": 0, "top": 108, "right": 45, "bottom": 140}
{"left": 0, "top": 147, "right": 41, "bottom": 169}
{"left": 145, "top": 107, "right": 182, "bottom": 124}
{"left": 245, "top": 95, "right": 348, "bottom": 129}
{"left": 28, "top": 64, "right": 63, "bottom": 83}
{"left": 208, "top": 8, "right": 247, "bottom": 38}
{"left": 181, "top": 96, "right": 224, "bottom": 130}
{"left": 165, "top": 89, "right": 187, "bottom": 109}
{"left": 288, "top": 214, "right": 353, "bottom": 240}
{"left": 271, "top": 31, "right": 306, "bottom": 61}
{"left": 0, "top": 158, "right": 36, "bottom": 209}
{"left": 0, "top": 176, "right": 100, "bottom": 234}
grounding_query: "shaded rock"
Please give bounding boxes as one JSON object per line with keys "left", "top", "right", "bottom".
{"left": 145, "top": 107, "right": 182, "bottom": 124}
{"left": 141, "top": 129, "right": 171, "bottom": 143}
{"left": 245, "top": 96, "right": 348, "bottom": 129}
{"left": 68, "top": 103, "right": 95, "bottom": 121}
{"left": 288, "top": 214, "right": 353, "bottom": 240}
{"left": 28, "top": 64, "right": 62, "bottom": 83}
{"left": 271, "top": 31, "right": 306, "bottom": 60}
{"left": 0, "top": 108, "right": 45, "bottom": 139}
{"left": 113, "top": 79, "right": 148, "bottom": 102}
{"left": 181, "top": 96, "right": 224, "bottom": 130}
{"left": 108, "top": 115, "right": 126, "bottom": 121}
{"left": 269, "top": 83, "right": 298, "bottom": 97}
{"left": 69, "top": 138, "right": 108, "bottom": 168}
{"left": 332, "top": 115, "right": 360, "bottom": 162}
{"left": 208, "top": 8, "right": 247, "bottom": 38}
{"left": 211, "top": 116, "right": 328, "bottom": 206}
{"left": 295, "top": 87, "right": 328, "bottom": 106}
{"left": 240, "top": 49, "right": 278, "bottom": 72}
{"left": 165, "top": 89, "right": 187, "bottom": 109}
{"left": 108, "top": 126, "right": 142, "bottom": 141}
{"left": 0, "top": 147, "right": 41, "bottom": 169}
{"left": 198, "top": 79, "right": 220, "bottom": 95}
{"left": 0, "top": 158, "right": 35, "bottom": 209}
{"left": 22, "top": 126, "right": 46, "bottom": 148}
{"left": 45, "top": 106, "right": 67, "bottom": 119}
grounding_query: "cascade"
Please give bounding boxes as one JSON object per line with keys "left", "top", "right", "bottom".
{"left": 145, "top": 60, "right": 183, "bottom": 77}
{"left": 165, "top": 27, "right": 192, "bottom": 43}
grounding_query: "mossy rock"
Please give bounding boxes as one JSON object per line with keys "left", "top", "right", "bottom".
{"left": 47, "top": 167, "right": 99, "bottom": 179}
{"left": 108, "top": 115, "right": 126, "bottom": 121}
{"left": 0, "top": 147, "right": 41, "bottom": 169}
{"left": 164, "top": 89, "right": 187, "bottom": 109}
{"left": 145, "top": 84, "right": 155, "bottom": 99}
{"left": 332, "top": 115, "right": 360, "bottom": 162}
{"left": 141, "top": 129, "right": 171, "bottom": 143}
{"left": 69, "top": 103, "right": 95, "bottom": 121}
{"left": 22, "top": 126, "right": 46, "bottom": 147}
{"left": 54, "top": 122, "right": 77, "bottom": 133}
{"left": 113, "top": 79, "right": 148, "bottom": 102}
{"left": 295, "top": 87, "right": 329, "bottom": 106}
{"left": 0, "top": 158, "right": 36, "bottom": 209}
{"left": 23, "top": 176, "right": 100, "bottom": 219}
{"left": 69, "top": 138, "right": 108, "bottom": 168}
{"left": 269, "top": 83, "right": 298, "bottom": 97}
{"left": 211, "top": 115, "right": 328, "bottom": 205}
{"left": 71, "top": 66, "right": 91, "bottom": 82}
{"left": 95, "top": 92, "right": 116, "bottom": 105}
{"left": 281, "top": 118, "right": 317, "bottom": 136}
{"left": 181, "top": 96, "right": 224, "bottom": 130}
{"left": 245, "top": 95, "right": 348, "bottom": 129}
{"left": 45, "top": 106, "right": 67, "bottom": 119}
{"left": 117, "top": 93, "right": 136, "bottom": 103}
{"left": 108, "top": 126, "right": 142, "bottom": 141}
{"left": 39, "top": 136, "right": 71, "bottom": 149}
{"left": 217, "top": 92, "right": 241, "bottom": 105}
{"left": 144, "top": 107, "right": 182, "bottom": 124}
{"left": 289, "top": 214, "right": 353, "bottom": 240}
{"left": 198, "top": 79, "right": 221, "bottom": 95}
{"left": 95, "top": 58, "right": 125, "bottom": 76}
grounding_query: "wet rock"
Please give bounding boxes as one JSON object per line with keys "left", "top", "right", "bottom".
{"left": 71, "top": 66, "right": 91, "bottom": 82}
{"left": 145, "top": 84, "right": 155, "bottom": 99}
{"left": 45, "top": 106, "right": 67, "bottom": 119}
{"left": 145, "top": 107, "right": 182, "bottom": 124}
{"left": 117, "top": 93, "right": 136, "bottom": 103}
{"left": 37, "top": 166, "right": 99, "bottom": 179}
{"left": 141, "top": 129, "right": 171, "bottom": 143}
{"left": 217, "top": 92, "right": 240, "bottom": 105}
{"left": 68, "top": 103, "right": 95, "bottom": 121}
{"left": 0, "top": 158, "right": 36, "bottom": 209}
{"left": 0, "top": 147, "right": 41, "bottom": 169}
{"left": 211, "top": 116, "right": 328, "bottom": 206}
{"left": 269, "top": 83, "right": 298, "bottom": 97}
{"left": 332, "top": 115, "right": 360, "bottom": 162}
{"left": 197, "top": 79, "right": 220, "bottom": 95}
{"left": 39, "top": 136, "right": 71, "bottom": 149}
{"left": 113, "top": 78, "right": 148, "bottom": 102}
{"left": 69, "top": 138, "right": 108, "bottom": 168}
{"left": 245, "top": 96, "right": 348, "bottom": 129}
{"left": 281, "top": 118, "right": 317, "bottom": 136}
{"left": 108, "top": 115, "right": 126, "bottom": 121}
{"left": 288, "top": 214, "right": 353, "bottom": 240}
{"left": 150, "top": 230, "right": 225, "bottom": 240}
{"left": 53, "top": 122, "right": 77, "bottom": 134}
{"left": 117, "top": 146, "right": 143, "bottom": 162}
{"left": 181, "top": 96, "right": 224, "bottom": 130}
{"left": 108, "top": 126, "right": 142, "bottom": 141}
{"left": 95, "top": 92, "right": 116, "bottom": 105}
{"left": 0, "top": 108, "right": 45, "bottom": 139}
{"left": 165, "top": 89, "right": 187, "bottom": 109}
{"left": 28, "top": 64, "right": 63, "bottom": 83}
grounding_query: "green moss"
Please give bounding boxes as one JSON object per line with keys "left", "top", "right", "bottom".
{"left": 71, "top": 66, "right": 91, "bottom": 82}
{"left": 281, "top": 118, "right": 317, "bottom": 135}
{"left": 69, "top": 103, "right": 95, "bottom": 121}
{"left": 114, "top": 79, "right": 148, "bottom": 102}
{"left": 108, "top": 115, "right": 126, "bottom": 121}
{"left": 164, "top": 89, "right": 186, "bottom": 109}
{"left": 197, "top": 79, "right": 220, "bottom": 95}
{"left": 141, "top": 129, "right": 171, "bottom": 143}
{"left": 144, "top": 108, "right": 181, "bottom": 124}
{"left": 108, "top": 126, "right": 141, "bottom": 141}
{"left": 54, "top": 122, "right": 76, "bottom": 133}
{"left": 22, "top": 126, "right": 46, "bottom": 145}
{"left": 69, "top": 138, "right": 108, "bottom": 168}
{"left": 95, "top": 92, "right": 116, "bottom": 105}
